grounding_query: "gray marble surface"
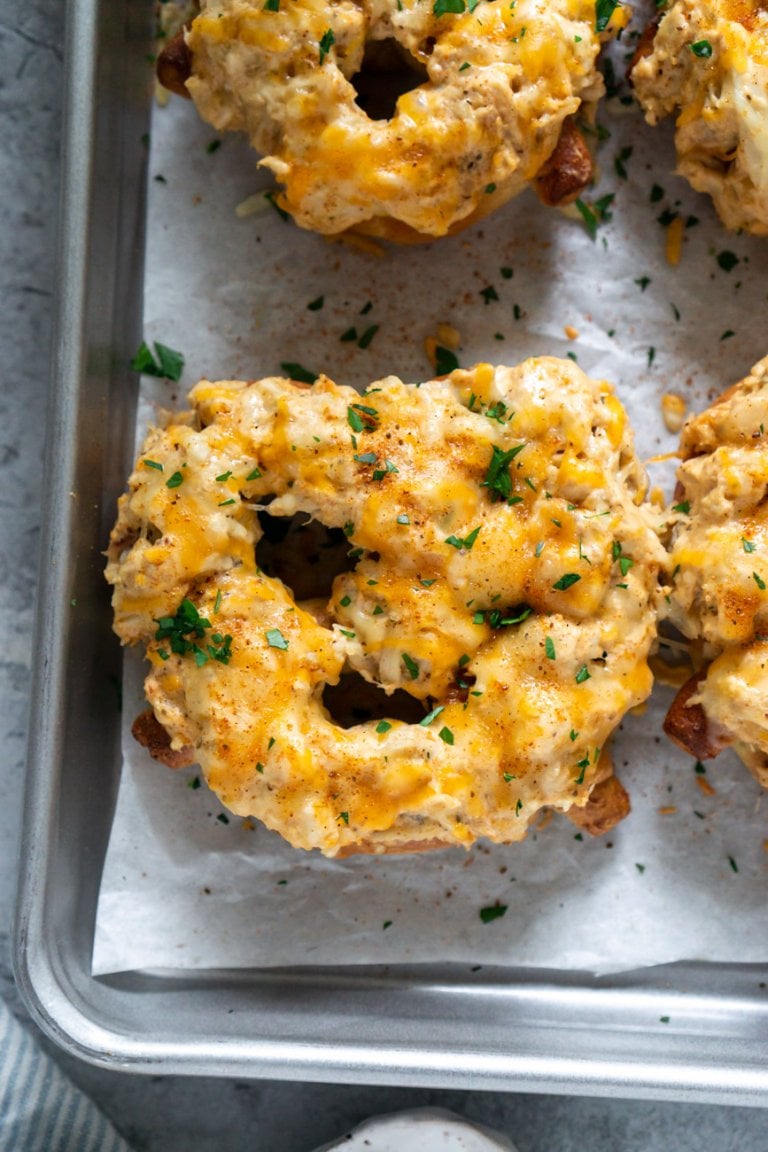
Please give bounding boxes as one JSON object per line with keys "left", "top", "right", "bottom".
{"left": 2, "top": 0, "right": 768, "bottom": 1148}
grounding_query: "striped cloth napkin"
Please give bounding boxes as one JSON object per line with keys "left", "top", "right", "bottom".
{"left": 0, "top": 1001, "right": 132, "bottom": 1151}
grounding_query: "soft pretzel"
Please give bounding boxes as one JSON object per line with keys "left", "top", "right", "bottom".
{"left": 156, "top": 0, "right": 615, "bottom": 242}
{"left": 663, "top": 356, "right": 768, "bottom": 788}
{"left": 106, "top": 359, "right": 663, "bottom": 856}
{"left": 630, "top": 0, "right": 768, "bottom": 235}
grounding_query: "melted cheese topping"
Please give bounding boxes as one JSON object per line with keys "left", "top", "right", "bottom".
{"left": 665, "top": 356, "right": 768, "bottom": 780}
{"left": 184, "top": 0, "right": 607, "bottom": 239}
{"left": 107, "top": 360, "right": 663, "bottom": 856}
{"left": 631, "top": 0, "right": 768, "bottom": 234}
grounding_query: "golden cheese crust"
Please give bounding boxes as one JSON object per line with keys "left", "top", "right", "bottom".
{"left": 175, "top": 0, "right": 613, "bottom": 241}
{"left": 630, "top": 0, "right": 768, "bottom": 235}
{"left": 106, "top": 360, "right": 663, "bottom": 856}
{"left": 663, "top": 356, "right": 768, "bottom": 787}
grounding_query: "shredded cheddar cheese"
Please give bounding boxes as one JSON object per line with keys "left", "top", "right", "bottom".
{"left": 107, "top": 360, "right": 664, "bottom": 856}
{"left": 182, "top": 0, "right": 610, "bottom": 241}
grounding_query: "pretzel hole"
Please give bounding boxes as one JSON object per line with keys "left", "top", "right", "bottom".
{"left": 323, "top": 672, "right": 427, "bottom": 729}
{"left": 256, "top": 510, "right": 356, "bottom": 601}
{"left": 351, "top": 39, "right": 427, "bottom": 121}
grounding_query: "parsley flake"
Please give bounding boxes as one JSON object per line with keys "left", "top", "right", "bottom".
{"left": 690, "top": 38, "right": 713, "bottom": 57}
{"left": 419, "top": 705, "right": 446, "bottom": 727}
{"left": 438, "top": 726, "right": 454, "bottom": 745}
{"left": 552, "top": 573, "right": 581, "bottom": 591}
{"left": 376, "top": 720, "right": 392, "bottom": 733}
{"left": 545, "top": 636, "right": 556, "bottom": 660}
{"left": 479, "top": 903, "right": 507, "bottom": 923}
{"left": 131, "top": 341, "right": 185, "bottom": 382}
{"left": 435, "top": 345, "right": 460, "bottom": 375}
{"left": 318, "top": 28, "right": 335, "bottom": 62}
{"left": 575, "top": 665, "right": 591, "bottom": 683}
{"left": 280, "top": 362, "right": 318, "bottom": 384}
{"left": 402, "top": 652, "right": 420, "bottom": 679}
{"left": 265, "top": 627, "right": 289, "bottom": 650}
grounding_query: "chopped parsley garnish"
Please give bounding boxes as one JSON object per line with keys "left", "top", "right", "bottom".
{"left": 420, "top": 578, "right": 437, "bottom": 587}
{"left": 358, "top": 324, "right": 379, "bottom": 349}
{"left": 354, "top": 451, "right": 378, "bottom": 465}
{"left": 402, "top": 652, "right": 420, "bottom": 679}
{"left": 575, "top": 198, "right": 598, "bottom": 239}
{"left": 672, "top": 501, "right": 690, "bottom": 514}
{"left": 166, "top": 471, "right": 184, "bottom": 489}
{"left": 372, "top": 459, "right": 398, "bottom": 481}
{"left": 265, "top": 627, "right": 289, "bottom": 650}
{"left": 435, "top": 345, "right": 460, "bottom": 375}
{"left": 419, "top": 705, "right": 445, "bottom": 727}
{"left": 650, "top": 183, "right": 664, "bottom": 203}
{"left": 216, "top": 471, "right": 232, "bottom": 482}
{"left": 376, "top": 720, "right": 392, "bottom": 733}
{"left": 338, "top": 811, "right": 349, "bottom": 824}
{"left": 280, "top": 361, "right": 318, "bottom": 384}
{"left": 479, "top": 285, "right": 499, "bottom": 304}
{"left": 545, "top": 636, "right": 556, "bottom": 660}
{"left": 438, "top": 726, "right": 454, "bottom": 745}
{"left": 341, "top": 327, "right": 358, "bottom": 342}
{"left": 318, "top": 28, "right": 335, "bottom": 62}
{"left": 595, "top": 0, "right": 619, "bottom": 31}
{"left": 474, "top": 605, "right": 532, "bottom": 629}
{"left": 479, "top": 903, "right": 507, "bottom": 923}
{"left": 614, "top": 145, "right": 633, "bottom": 179}
{"left": 206, "top": 139, "right": 222, "bottom": 154}
{"left": 131, "top": 340, "right": 185, "bottom": 382}
{"left": 481, "top": 443, "right": 525, "bottom": 503}
{"left": 434, "top": 0, "right": 465, "bottom": 13}
{"left": 245, "top": 466, "right": 262, "bottom": 481}
{"left": 721, "top": 330, "right": 735, "bottom": 341}
{"left": 634, "top": 276, "right": 651, "bottom": 292}
{"left": 728, "top": 855, "right": 738, "bottom": 873}
{"left": 500, "top": 266, "right": 513, "bottom": 279}
{"left": 155, "top": 599, "right": 233, "bottom": 665}
{"left": 742, "top": 537, "right": 757, "bottom": 553}
{"left": 552, "top": 573, "right": 581, "bottom": 591}
{"left": 445, "top": 526, "right": 481, "bottom": 552}
{"left": 339, "top": 595, "right": 352, "bottom": 607}
{"left": 569, "top": 729, "right": 579, "bottom": 742}
{"left": 754, "top": 572, "right": 766, "bottom": 590}
{"left": 188, "top": 776, "right": 201, "bottom": 790}
{"left": 217, "top": 813, "right": 230, "bottom": 824}
{"left": 717, "top": 250, "right": 739, "bottom": 273}
{"left": 485, "top": 183, "right": 496, "bottom": 194}
{"left": 264, "top": 0, "right": 280, "bottom": 9}
{"left": 690, "top": 38, "right": 713, "bottom": 57}
{"left": 575, "top": 664, "right": 591, "bottom": 683}
{"left": 307, "top": 295, "right": 324, "bottom": 310}
{"left": 396, "top": 513, "right": 410, "bottom": 525}
{"left": 143, "top": 459, "right": 163, "bottom": 471}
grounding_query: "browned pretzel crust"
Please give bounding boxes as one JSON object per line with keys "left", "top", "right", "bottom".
{"left": 132, "top": 709, "right": 195, "bottom": 770}
{"left": 157, "top": 28, "right": 194, "bottom": 98}
{"left": 662, "top": 670, "right": 731, "bottom": 761}
{"left": 533, "top": 118, "right": 593, "bottom": 208}
{"left": 565, "top": 773, "right": 630, "bottom": 836}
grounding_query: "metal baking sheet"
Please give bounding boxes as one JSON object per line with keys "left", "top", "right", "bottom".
{"left": 13, "top": 0, "right": 768, "bottom": 1100}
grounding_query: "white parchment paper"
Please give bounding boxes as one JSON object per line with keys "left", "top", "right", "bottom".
{"left": 93, "top": 54, "right": 768, "bottom": 975}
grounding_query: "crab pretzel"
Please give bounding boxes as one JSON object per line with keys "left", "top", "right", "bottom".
{"left": 106, "top": 360, "right": 664, "bottom": 857}
{"left": 630, "top": 0, "right": 768, "bottom": 235}
{"left": 156, "top": 0, "right": 619, "bottom": 243}
{"left": 663, "top": 356, "right": 768, "bottom": 787}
